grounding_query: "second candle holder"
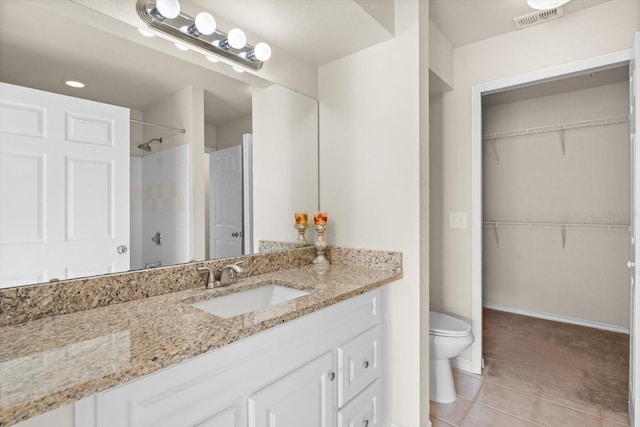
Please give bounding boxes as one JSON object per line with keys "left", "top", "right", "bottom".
{"left": 313, "top": 224, "right": 329, "bottom": 265}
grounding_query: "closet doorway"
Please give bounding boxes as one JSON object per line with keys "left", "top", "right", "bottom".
{"left": 483, "top": 65, "right": 630, "bottom": 413}
{"left": 469, "top": 35, "right": 640, "bottom": 422}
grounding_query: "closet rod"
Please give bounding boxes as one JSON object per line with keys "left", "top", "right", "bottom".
{"left": 130, "top": 119, "right": 186, "bottom": 134}
{"left": 483, "top": 220, "right": 629, "bottom": 231}
{"left": 482, "top": 115, "right": 628, "bottom": 141}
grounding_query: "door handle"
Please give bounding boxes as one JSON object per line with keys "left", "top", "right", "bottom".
{"left": 231, "top": 232, "right": 239, "bottom": 237}
{"left": 117, "top": 245, "right": 128, "bottom": 254}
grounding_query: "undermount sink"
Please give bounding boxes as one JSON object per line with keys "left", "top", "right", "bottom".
{"left": 190, "top": 284, "right": 310, "bottom": 318}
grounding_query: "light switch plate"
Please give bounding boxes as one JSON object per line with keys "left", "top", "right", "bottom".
{"left": 449, "top": 212, "right": 467, "bottom": 229}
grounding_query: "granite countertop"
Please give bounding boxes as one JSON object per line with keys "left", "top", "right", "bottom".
{"left": 0, "top": 261, "right": 401, "bottom": 426}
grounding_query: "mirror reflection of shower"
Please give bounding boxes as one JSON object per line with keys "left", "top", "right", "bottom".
{"left": 137, "top": 137, "right": 162, "bottom": 152}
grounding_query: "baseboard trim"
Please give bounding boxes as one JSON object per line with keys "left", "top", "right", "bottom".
{"left": 483, "top": 302, "right": 629, "bottom": 334}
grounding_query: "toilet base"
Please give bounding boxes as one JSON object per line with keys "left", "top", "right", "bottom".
{"left": 430, "top": 358, "right": 457, "bottom": 403}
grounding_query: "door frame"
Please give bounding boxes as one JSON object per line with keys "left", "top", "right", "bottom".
{"left": 470, "top": 49, "right": 633, "bottom": 375}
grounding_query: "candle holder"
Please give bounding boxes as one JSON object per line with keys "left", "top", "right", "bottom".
{"left": 294, "top": 223, "right": 309, "bottom": 247}
{"left": 313, "top": 224, "right": 330, "bottom": 265}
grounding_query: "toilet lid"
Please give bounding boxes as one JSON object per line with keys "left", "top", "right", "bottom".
{"left": 429, "top": 312, "right": 471, "bottom": 337}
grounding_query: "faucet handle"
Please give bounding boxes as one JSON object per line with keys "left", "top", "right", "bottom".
{"left": 197, "top": 267, "right": 216, "bottom": 289}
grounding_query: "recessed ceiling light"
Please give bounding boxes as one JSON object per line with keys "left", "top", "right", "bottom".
{"left": 138, "top": 28, "right": 155, "bottom": 37}
{"left": 63, "top": 79, "right": 86, "bottom": 88}
{"left": 527, "top": 0, "right": 571, "bottom": 10}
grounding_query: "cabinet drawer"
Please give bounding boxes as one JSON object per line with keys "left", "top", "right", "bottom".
{"left": 337, "top": 326, "right": 381, "bottom": 406}
{"left": 337, "top": 380, "right": 381, "bottom": 427}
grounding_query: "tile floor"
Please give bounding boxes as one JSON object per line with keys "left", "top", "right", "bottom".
{"left": 430, "top": 366, "right": 631, "bottom": 427}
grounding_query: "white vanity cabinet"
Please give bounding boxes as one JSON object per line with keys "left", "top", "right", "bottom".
{"left": 76, "top": 289, "right": 386, "bottom": 427}
{"left": 248, "top": 351, "right": 336, "bottom": 427}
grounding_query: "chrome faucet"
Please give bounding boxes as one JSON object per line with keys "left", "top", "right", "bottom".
{"left": 197, "top": 261, "right": 245, "bottom": 289}
{"left": 218, "top": 261, "right": 245, "bottom": 286}
{"left": 197, "top": 267, "right": 216, "bottom": 289}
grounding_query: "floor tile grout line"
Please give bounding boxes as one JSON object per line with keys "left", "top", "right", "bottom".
{"left": 538, "top": 395, "right": 603, "bottom": 419}
{"left": 474, "top": 399, "right": 537, "bottom": 424}
{"left": 479, "top": 375, "right": 542, "bottom": 399}
{"left": 457, "top": 382, "right": 485, "bottom": 427}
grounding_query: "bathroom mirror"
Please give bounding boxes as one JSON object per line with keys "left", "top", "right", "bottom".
{"left": 0, "top": 0, "right": 319, "bottom": 288}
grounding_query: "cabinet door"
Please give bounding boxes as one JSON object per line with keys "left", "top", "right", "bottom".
{"left": 337, "top": 380, "right": 381, "bottom": 427}
{"left": 248, "top": 352, "right": 336, "bottom": 427}
{"left": 337, "top": 326, "right": 381, "bottom": 406}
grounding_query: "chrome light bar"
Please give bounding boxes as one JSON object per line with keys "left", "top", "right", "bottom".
{"left": 136, "top": 0, "right": 268, "bottom": 71}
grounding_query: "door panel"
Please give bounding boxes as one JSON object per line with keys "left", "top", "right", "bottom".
{"left": 210, "top": 145, "right": 242, "bottom": 259}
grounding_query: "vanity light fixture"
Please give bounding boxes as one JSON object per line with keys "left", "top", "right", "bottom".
{"left": 136, "top": 0, "right": 272, "bottom": 71}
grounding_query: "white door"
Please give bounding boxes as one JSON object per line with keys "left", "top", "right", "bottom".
{"left": 0, "top": 83, "right": 129, "bottom": 287}
{"left": 248, "top": 351, "right": 336, "bottom": 427}
{"left": 210, "top": 145, "right": 242, "bottom": 258}
{"left": 629, "top": 31, "right": 640, "bottom": 423}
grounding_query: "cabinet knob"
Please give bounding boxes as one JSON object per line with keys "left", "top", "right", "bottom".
{"left": 328, "top": 372, "right": 336, "bottom": 381}
{"left": 363, "top": 360, "right": 370, "bottom": 369}
{"left": 363, "top": 419, "right": 369, "bottom": 427}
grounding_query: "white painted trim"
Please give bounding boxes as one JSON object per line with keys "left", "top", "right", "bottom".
{"left": 471, "top": 49, "right": 632, "bottom": 378}
{"left": 451, "top": 356, "right": 474, "bottom": 374}
{"left": 483, "top": 301, "right": 630, "bottom": 334}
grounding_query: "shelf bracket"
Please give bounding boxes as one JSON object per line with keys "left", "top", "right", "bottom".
{"left": 490, "top": 136, "right": 500, "bottom": 164}
{"left": 561, "top": 225, "right": 567, "bottom": 250}
{"left": 560, "top": 128, "right": 566, "bottom": 160}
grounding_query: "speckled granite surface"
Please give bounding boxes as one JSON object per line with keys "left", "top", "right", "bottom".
{"left": 0, "top": 247, "right": 316, "bottom": 327}
{"left": 0, "top": 247, "right": 402, "bottom": 426}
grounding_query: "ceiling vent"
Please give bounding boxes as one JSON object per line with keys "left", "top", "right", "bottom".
{"left": 514, "top": 7, "right": 564, "bottom": 30}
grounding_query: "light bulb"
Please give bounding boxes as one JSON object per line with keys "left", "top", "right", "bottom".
{"left": 206, "top": 55, "right": 219, "bottom": 63}
{"left": 232, "top": 65, "right": 245, "bottom": 73}
{"left": 227, "top": 28, "right": 246, "bottom": 49}
{"left": 155, "top": 0, "right": 180, "bottom": 19}
{"left": 194, "top": 12, "right": 216, "bottom": 35}
{"left": 253, "top": 42, "right": 272, "bottom": 61}
{"left": 527, "top": 0, "right": 570, "bottom": 10}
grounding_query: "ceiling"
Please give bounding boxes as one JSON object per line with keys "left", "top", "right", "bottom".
{"left": 194, "top": 0, "right": 394, "bottom": 65}
{"left": 429, "top": 0, "right": 612, "bottom": 48}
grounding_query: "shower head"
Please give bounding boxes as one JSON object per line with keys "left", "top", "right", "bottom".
{"left": 137, "top": 137, "right": 162, "bottom": 152}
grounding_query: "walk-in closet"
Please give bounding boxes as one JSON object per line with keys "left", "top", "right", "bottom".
{"left": 481, "top": 65, "right": 631, "bottom": 412}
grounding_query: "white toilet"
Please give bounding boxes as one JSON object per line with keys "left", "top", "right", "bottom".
{"left": 429, "top": 311, "right": 474, "bottom": 403}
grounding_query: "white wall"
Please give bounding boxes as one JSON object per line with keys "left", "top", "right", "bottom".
{"left": 204, "top": 124, "right": 217, "bottom": 149}
{"left": 252, "top": 85, "right": 318, "bottom": 249}
{"left": 430, "top": 0, "right": 640, "bottom": 359}
{"left": 318, "top": 1, "right": 423, "bottom": 425}
{"left": 483, "top": 82, "right": 630, "bottom": 327}
{"left": 130, "top": 156, "right": 143, "bottom": 270}
{"left": 216, "top": 115, "right": 252, "bottom": 150}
